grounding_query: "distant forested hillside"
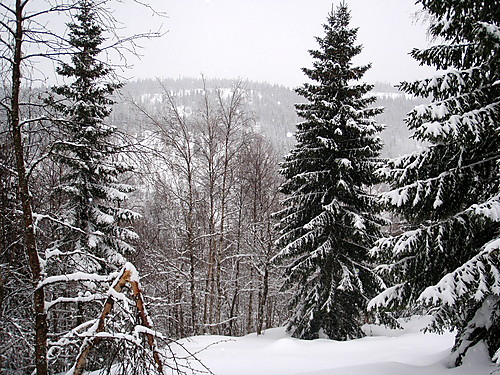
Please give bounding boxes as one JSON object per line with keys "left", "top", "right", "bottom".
{"left": 111, "top": 78, "right": 427, "bottom": 157}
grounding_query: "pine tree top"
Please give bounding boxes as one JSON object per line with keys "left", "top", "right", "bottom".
{"left": 53, "top": 0, "right": 122, "bottom": 126}
{"left": 300, "top": 4, "right": 369, "bottom": 90}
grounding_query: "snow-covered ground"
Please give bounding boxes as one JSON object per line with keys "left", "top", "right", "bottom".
{"left": 164, "top": 316, "right": 497, "bottom": 375}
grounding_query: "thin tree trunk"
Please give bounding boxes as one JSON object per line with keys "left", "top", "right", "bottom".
{"left": 177, "top": 288, "right": 185, "bottom": 337}
{"left": 185, "top": 160, "right": 198, "bottom": 335}
{"left": 189, "top": 251, "right": 197, "bottom": 334}
{"left": 215, "top": 120, "right": 231, "bottom": 335}
{"left": 10, "top": 1, "right": 48, "bottom": 373}
{"left": 201, "top": 83, "right": 217, "bottom": 334}
{"left": 229, "top": 183, "right": 245, "bottom": 336}
{"left": 247, "top": 268, "right": 254, "bottom": 333}
{"left": 257, "top": 267, "right": 269, "bottom": 335}
{"left": 228, "top": 259, "right": 240, "bottom": 336}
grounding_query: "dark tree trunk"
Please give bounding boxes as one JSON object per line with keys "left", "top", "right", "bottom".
{"left": 10, "top": 2, "right": 48, "bottom": 373}
{"left": 257, "top": 267, "right": 269, "bottom": 335}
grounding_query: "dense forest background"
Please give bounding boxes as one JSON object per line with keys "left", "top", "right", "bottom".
{"left": 0, "top": 73, "right": 428, "bottom": 371}
{"left": 100, "top": 77, "right": 427, "bottom": 339}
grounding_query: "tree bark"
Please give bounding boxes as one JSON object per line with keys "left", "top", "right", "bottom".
{"left": 129, "top": 276, "right": 164, "bottom": 374}
{"left": 10, "top": 1, "right": 48, "bottom": 373}
{"left": 257, "top": 267, "right": 269, "bottom": 335}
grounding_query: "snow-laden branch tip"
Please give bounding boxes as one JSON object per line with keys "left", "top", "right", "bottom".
{"left": 45, "top": 293, "right": 107, "bottom": 311}
{"left": 417, "top": 238, "right": 500, "bottom": 306}
{"left": 368, "top": 282, "right": 409, "bottom": 311}
{"left": 38, "top": 271, "right": 119, "bottom": 289}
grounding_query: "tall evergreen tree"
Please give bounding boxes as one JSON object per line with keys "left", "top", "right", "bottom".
{"left": 369, "top": 0, "right": 499, "bottom": 366}
{"left": 43, "top": 1, "right": 144, "bottom": 371}
{"left": 274, "top": 3, "right": 384, "bottom": 340}
{"left": 49, "top": 0, "right": 139, "bottom": 274}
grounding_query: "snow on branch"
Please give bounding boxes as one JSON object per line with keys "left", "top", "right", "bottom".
{"left": 372, "top": 229, "right": 420, "bottom": 256}
{"left": 475, "top": 22, "right": 500, "bottom": 41}
{"left": 372, "top": 195, "right": 499, "bottom": 261}
{"left": 470, "top": 194, "right": 500, "bottom": 221}
{"left": 45, "top": 248, "right": 107, "bottom": 265}
{"left": 418, "top": 238, "right": 500, "bottom": 307}
{"left": 39, "top": 271, "right": 119, "bottom": 289}
{"left": 67, "top": 261, "right": 164, "bottom": 374}
{"left": 45, "top": 293, "right": 107, "bottom": 311}
{"left": 380, "top": 166, "right": 500, "bottom": 211}
{"left": 337, "top": 263, "right": 354, "bottom": 292}
{"left": 415, "top": 101, "right": 499, "bottom": 141}
{"left": 32, "top": 212, "right": 87, "bottom": 235}
{"left": 368, "top": 282, "right": 410, "bottom": 311}
{"left": 279, "top": 227, "right": 322, "bottom": 259}
{"left": 48, "top": 319, "right": 99, "bottom": 358}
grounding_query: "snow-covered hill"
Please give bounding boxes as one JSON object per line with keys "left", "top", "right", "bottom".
{"left": 163, "top": 316, "right": 495, "bottom": 375}
{"left": 111, "top": 78, "right": 427, "bottom": 158}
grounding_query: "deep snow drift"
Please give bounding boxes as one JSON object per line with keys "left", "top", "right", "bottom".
{"left": 164, "top": 316, "right": 497, "bottom": 375}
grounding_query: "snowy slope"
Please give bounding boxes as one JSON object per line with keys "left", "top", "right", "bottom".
{"left": 164, "top": 316, "right": 496, "bottom": 375}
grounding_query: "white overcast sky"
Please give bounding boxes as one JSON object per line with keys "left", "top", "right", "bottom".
{"left": 116, "top": 0, "right": 435, "bottom": 88}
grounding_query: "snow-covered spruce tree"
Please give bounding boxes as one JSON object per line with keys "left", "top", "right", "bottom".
{"left": 273, "top": 3, "right": 384, "bottom": 340}
{"left": 44, "top": 1, "right": 144, "bottom": 371}
{"left": 49, "top": 0, "right": 139, "bottom": 273}
{"left": 369, "top": 0, "right": 499, "bottom": 366}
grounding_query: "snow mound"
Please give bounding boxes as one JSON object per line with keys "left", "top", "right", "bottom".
{"left": 163, "top": 318, "right": 496, "bottom": 375}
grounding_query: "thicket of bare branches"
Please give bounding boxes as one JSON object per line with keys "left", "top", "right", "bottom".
{"left": 130, "top": 79, "right": 289, "bottom": 339}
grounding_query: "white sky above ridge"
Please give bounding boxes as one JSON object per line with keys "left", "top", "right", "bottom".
{"left": 116, "top": 0, "right": 437, "bottom": 88}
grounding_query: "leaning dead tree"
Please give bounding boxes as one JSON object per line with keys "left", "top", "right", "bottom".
{"left": 68, "top": 262, "right": 164, "bottom": 375}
